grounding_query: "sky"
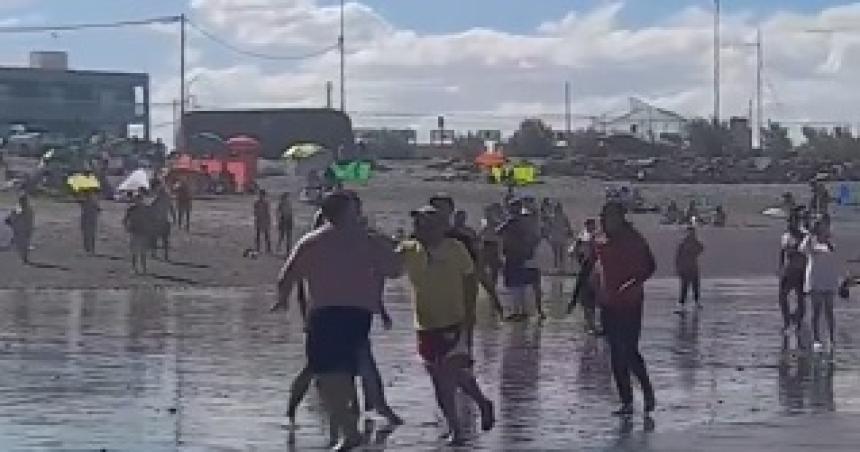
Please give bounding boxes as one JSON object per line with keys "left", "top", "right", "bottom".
{"left": 2, "top": 0, "right": 860, "bottom": 144}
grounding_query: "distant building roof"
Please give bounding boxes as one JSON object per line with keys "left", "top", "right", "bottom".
{"left": 0, "top": 66, "right": 148, "bottom": 79}
{"left": 606, "top": 98, "right": 688, "bottom": 126}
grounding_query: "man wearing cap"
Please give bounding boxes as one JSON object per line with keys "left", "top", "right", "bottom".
{"left": 274, "top": 191, "right": 401, "bottom": 451}
{"left": 398, "top": 204, "right": 495, "bottom": 445}
{"left": 429, "top": 193, "right": 503, "bottom": 346}
{"left": 592, "top": 202, "right": 656, "bottom": 417}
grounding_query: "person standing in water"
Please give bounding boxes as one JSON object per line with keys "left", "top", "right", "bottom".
{"left": 548, "top": 202, "right": 572, "bottom": 271}
{"left": 569, "top": 218, "right": 600, "bottom": 334}
{"left": 149, "top": 179, "right": 175, "bottom": 261}
{"left": 801, "top": 220, "right": 840, "bottom": 353}
{"left": 6, "top": 194, "right": 34, "bottom": 264}
{"left": 175, "top": 180, "right": 192, "bottom": 232}
{"left": 254, "top": 189, "right": 272, "bottom": 254}
{"left": 779, "top": 213, "right": 807, "bottom": 336}
{"left": 398, "top": 205, "right": 495, "bottom": 445}
{"left": 79, "top": 191, "right": 101, "bottom": 255}
{"left": 675, "top": 226, "right": 704, "bottom": 314}
{"left": 273, "top": 192, "right": 401, "bottom": 451}
{"left": 123, "top": 193, "right": 150, "bottom": 274}
{"left": 479, "top": 203, "right": 504, "bottom": 289}
{"left": 499, "top": 198, "right": 545, "bottom": 321}
{"left": 593, "top": 202, "right": 656, "bottom": 417}
{"left": 276, "top": 192, "right": 294, "bottom": 254}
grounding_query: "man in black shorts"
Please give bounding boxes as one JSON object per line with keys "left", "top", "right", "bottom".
{"left": 274, "top": 192, "right": 401, "bottom": 451}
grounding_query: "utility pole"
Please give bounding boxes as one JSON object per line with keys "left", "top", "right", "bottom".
{"left": 756, "top": 27, "right": 764, "bottom": 150}
{"left": 339, "top": 0, "right": 346, "bottom": 112}
{"left": 564, "top": 81, "right": 571, "bottom": 151}
{"left": 179, "top": 13, "right": 187, "bottom": 152}
{"left": 326, "top": 81, "right": 333, "bottom": 109}
{"left": 714, "top": 0, "right": 721, "bottom": 125}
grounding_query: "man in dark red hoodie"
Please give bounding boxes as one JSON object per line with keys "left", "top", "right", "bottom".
{"left": 593, "top": 202, "right": 656, "bottom": 417}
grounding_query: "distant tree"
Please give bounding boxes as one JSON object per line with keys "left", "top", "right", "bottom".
{"left": 686, "top": 119, "right": 731, "bottom": 157}
{"left": 799, "top": 126, "right": 860, "bottom": 161}
{"left": 508, "top": 118, "right": 554, "bottom": 157}
{"left": 760, "top": 121, "right": 793, "bottom": 156}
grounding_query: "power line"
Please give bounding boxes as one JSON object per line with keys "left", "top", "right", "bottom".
{"left": 187, "top": 19, "right": 339, "bottom": 61}
{"left": 0, "top": 16, "right": 181, "bottom": 33}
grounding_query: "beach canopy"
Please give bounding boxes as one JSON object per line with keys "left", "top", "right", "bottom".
{"left": 475, "top": 151, "right": 506, "bottom": 169}
{"left": 331, "top": 160, "right": 372, "bottom": 183}
{"left": 67, "top": 173, "right": 100, "bottom": 192}
{"left": 226, "top": 135, "right": 261, "bottom": 153}
{"left": 283, "top": 143, "right": 327, "bottom": 160}
{"left": 117, "top": 169, "right": 151, "bottom": 193}
{"left": 490, "top": 162, "right": 538, "bottom": 185}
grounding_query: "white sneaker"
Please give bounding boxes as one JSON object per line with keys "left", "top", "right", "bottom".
{"left": 813, "top": 341, "right": 824, "bottom": 352}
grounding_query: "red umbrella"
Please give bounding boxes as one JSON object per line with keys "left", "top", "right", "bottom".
{"left": 475, "top": 151, "right": 506, "bottom": 168}
{"left": 226, "top": 135, "right": 261, "bottom": 153}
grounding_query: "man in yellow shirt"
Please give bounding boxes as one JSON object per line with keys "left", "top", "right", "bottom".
{"left": 398, "top": 205, "right": 495, "bottom": 446}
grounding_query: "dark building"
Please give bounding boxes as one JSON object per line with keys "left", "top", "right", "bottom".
{"left": 0, "top": 51, "right": 149, "bottom": 140}
{"left": 182, "top": 108, "right": 355, "bottom": 159}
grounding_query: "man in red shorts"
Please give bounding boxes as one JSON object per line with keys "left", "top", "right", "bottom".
{"left": 398, "top": 205, "right": 495, "bottom": 446}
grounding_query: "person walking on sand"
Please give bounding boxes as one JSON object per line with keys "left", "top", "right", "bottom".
{"left": 779, "top": 213, "right": 808, "bottom": 337}
{"left": 79, "top": 191, "right": 101, "bottom": 255}
{"left": 499, "top": 198, "right": 545, "bottom": 321}
{"left": 254, "top": 189, "right": 272, "bottom": 254}
{"left": 569, "top": 218, "right": 600, "bottom": 334}
{"left": 149, "top": 179, "right": 175, "bottom": 261}
{"left": 801, "top": 220, "right": 840, "bottom": 353}
{"left": 175, "top": 180, "right": 192, "bottom": 232}
{"left": 593, "top": 202, "right": 656, "bottom": 417}
{"left": 674, "top": 226, "right": 705, "bottom": 314}
{"left": 6, "top": 194, "right": 34, "bottom": 264}
{"left": 123, "top": 193, "right": 150, "bottom": 274}
{"left": 276, "top": 192, "right": 294, "bottom": 253}
{"left": 398, "top": 205, "right": 495, "bottom": 446}
{"left": 272, "top": 192, "right": 401, "bottom": 451}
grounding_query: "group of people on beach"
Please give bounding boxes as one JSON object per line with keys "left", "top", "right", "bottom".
{"left": 270, "top": 187, "right": 660, "bottom": 450}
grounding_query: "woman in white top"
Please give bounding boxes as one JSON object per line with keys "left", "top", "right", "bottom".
{"left": 800, "top": 220, "right": 840, "bottom": 352}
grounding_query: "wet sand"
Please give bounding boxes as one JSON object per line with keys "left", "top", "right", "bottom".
{"left": 3, "top": 165, "right": 860, "bottom": 289}
{"left": 0, "top": 278, "right": 856, "bottom": 450}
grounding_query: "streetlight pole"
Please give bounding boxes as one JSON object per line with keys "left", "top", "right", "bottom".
{"left": 179, "top": 13, "right": 187, "bottom": 151}
{"left": 756, "top": 27, "right": 763, "bottom": 149}
{"left": 714, "top": 0, "right": 721, "bottom": 125}
{"left": 339, "top": 0, "right": 345, "bottom": 112}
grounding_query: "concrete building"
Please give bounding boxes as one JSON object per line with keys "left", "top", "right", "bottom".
{"left": 603, "top": 97, "right": 688, "bottom": 143}
{"left": 0, "top": 51, "right": 149, "bottom": 140}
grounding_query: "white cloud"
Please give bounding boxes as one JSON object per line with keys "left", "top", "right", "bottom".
{"left": 157, "top": 0, "right": 860, "bottom": 144}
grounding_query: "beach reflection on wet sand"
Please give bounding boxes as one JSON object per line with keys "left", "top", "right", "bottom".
{"left": 0, "top": 277, "right": 857, "bottom": 451}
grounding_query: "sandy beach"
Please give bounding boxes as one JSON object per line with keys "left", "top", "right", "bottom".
{"left": 2, "top": 162, "right": 860, "bottom": 290}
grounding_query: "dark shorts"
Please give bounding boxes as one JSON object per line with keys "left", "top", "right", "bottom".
{"left": 417, "top": 324, "right": 462, "bottom": 364}
{"left": 781, "top": 270, "right": 805, "bottom": 292}
{"left": 503, "top": 262, "right": 540, "bottom": 287}
{"left": 306, "top": 306, "right": 371, "bottom": 375}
